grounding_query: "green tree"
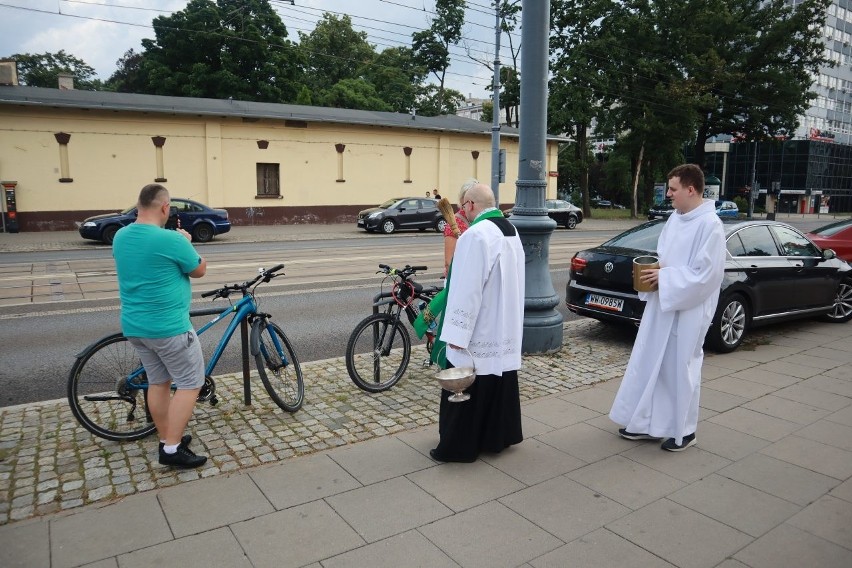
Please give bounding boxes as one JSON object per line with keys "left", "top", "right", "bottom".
{"left": 11, "top": 50, "right": 102, "bottom": 90}
{"left": 298, "top": 14, "right": 376, "bottom": 94}
{"left": 132, "top": 0, "right": 301, "bottom": 101}
{"left": 320, "top": 79, "right": 391, "bottom": 111}
{"left": 683, "top": 0, "right": 830, "bottom": 166}
{"left": 295, "top": 85, "right": 313, "bottom": 106}
{"left": 417, "top": 84, "right": 466, "bottom": 116}
{"left": 362, "top": 47, "right": 426, "bottom": 113}
{"left": 596, "top": 0, "right": 696, "bottom": 217}
{"left": 480, "top": 100, "right": 494, "bottom": 122}
{"left": 106, "top": 49, "right": 145, "bottom": 93}
{"left": 549, "top": 0, "right": 617, "bottom": 217}
{"left": 412, "top": 0, "right": 466, "bottom": 115}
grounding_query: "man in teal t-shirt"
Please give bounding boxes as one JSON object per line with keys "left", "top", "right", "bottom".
{"left": 113, "top": 184, "right": 208, "bottom": 469}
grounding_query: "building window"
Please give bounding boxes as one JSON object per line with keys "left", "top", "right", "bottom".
{"left": 54, "top": 132, "right": 73, "bottom": 182}
{"left": 256, "top": 163, "right": 281, "bottom": 198}
{"left": 152, "top": 135, "right": 167, "bottom": 182}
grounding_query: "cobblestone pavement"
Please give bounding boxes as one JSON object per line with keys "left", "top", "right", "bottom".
{"left": 0, "top": 319, "right": 639, "bottom": 526}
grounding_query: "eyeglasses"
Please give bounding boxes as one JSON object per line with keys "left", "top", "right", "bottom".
{"left": 462, "top": 200, "right": 474, "bottom": 209}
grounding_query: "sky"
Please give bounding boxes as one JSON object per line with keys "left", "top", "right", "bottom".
{"left": 0, "top": 0, "right": 517, "bottom": 100}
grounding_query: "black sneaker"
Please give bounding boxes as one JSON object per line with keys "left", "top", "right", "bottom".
{"left": 158, "top": 434, "right": 192, "bottom": 453}
{"left": 618, "top": 428, "right": 660, "bottom": 441}
{"left": 159, "top": 445, "right": 207, "bottom": 469}
{"left": 661, "top": 433, "right": 697, "bottom": 452}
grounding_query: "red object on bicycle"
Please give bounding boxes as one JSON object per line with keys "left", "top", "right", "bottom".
{"left": 392, "top": 281, "right": 415, "bottom": 307}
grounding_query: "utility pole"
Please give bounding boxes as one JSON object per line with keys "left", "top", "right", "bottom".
{"left": 511, "top": 0, "right": 563, "bottom": 353}
{"left": 490, "top": 5, "right": 502, "bottom": 206}
{"left": 749, "top": 140, "right": 757, "bottom": 219}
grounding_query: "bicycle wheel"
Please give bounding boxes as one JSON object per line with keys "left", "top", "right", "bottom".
{"left": 251, "top": 320, "right": 305, "bottom": 412}
{"left": 345, "top": 313, "right": 411, "bottom": 392}
{"left": 67, "top": 333, "right": 156, "bottom": 442}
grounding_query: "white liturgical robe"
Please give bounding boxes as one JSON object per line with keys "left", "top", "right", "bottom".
{"left": 440, "top": 214, "right": 525, "bottom": 376}
{"left": 609, "top": 199, "right": 726, "bottom": 445}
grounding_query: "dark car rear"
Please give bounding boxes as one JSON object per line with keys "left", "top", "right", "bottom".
{"left": 566, "top": 219, "right": 852, "bottom": 352}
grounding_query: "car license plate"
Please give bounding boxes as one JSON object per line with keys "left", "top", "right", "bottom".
{"left": 585, "top": 293, "right": 624, "bottom": 312}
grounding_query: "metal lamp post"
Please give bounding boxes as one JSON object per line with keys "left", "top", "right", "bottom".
{"left": 510, "top": 0, "right": 563, "bottom": 353}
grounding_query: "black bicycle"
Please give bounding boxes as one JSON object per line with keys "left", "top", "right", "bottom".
{"left": 345, "top": 264, "right": 443, "bottom": 392}
{"left": 67, "top": 265, "right": 304, "bottom": 442}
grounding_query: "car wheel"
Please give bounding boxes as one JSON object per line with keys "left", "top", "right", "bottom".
{"left": 435, "top": 219, "right": 447, "bottom": 233}
{"left": 706, "top": 293, "right": 749, "bottom": 353}
{"left": 192, "top": 223, "right": 214, "bottom": 243}
{"left": 381, "top": 219, "right": 396, "bottom": 234}
{"left": 102, "top": 225, "right": 120, "bottom": 245}
{"left": 565, "top": 216, "right": 578, "bottom": 230}
{"left": 820, "top": 277, "right": 852, "bottom": 323}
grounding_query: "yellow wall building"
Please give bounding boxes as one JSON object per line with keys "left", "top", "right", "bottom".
{"left": 0, "top": 86, "right": 561, "bottom": 231}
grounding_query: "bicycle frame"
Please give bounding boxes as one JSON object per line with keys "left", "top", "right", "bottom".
{"left": 122, "top": 293, "right": 260, "bottom": 391}
{"left": 195, "top": 293, "right": 258, "bottom": 377}
{"left": 372, "top": 291, "right": 419, "bottom": 323}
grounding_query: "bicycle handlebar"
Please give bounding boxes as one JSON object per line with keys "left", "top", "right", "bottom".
{"left": 201, "top": 264, "right": 285, "bottom": 299}
{"left": 376, "top": 264, "right": 428, "bottom": 278}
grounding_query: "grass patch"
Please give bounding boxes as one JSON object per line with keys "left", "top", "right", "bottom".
{"left": 587, "top": 208, "right": 636, "bottom": 220}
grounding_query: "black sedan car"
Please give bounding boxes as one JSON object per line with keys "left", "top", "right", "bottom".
{"left": 357, "top": 197, "right": 447, "bottom": 234}
{"left": 77, "top": 198, "right": 230, "bottom": 244}
{"left": 647, "top": 201, "right": 675, "bottom": 220}
{"left": 503, "top": 199, "right": 584, "bottom": 229}
{"left": 566, "top": 220, "right": 852, "bottom": 352}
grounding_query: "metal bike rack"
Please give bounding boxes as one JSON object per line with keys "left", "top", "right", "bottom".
{"left": 189, "top": 307, "right": 252, "bottom": 406}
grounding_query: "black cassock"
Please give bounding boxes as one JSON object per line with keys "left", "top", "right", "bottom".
{"left": 432, "top": 367, "right": 523, "bottom": 463}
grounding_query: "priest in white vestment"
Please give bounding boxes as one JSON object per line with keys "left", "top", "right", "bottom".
{"left": 610, "top": 164, "right": 726, "bottom": 451}
{"left": 430, "top": 182, "right": 525, "bottom": 462}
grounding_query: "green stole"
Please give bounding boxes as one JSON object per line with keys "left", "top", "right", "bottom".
{"left": 413, "top": 208, "right": 506, "bottom": 368}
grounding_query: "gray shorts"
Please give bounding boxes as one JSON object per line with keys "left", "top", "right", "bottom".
{"left": 128, "top": 330, "right": 205, "bottom": 390}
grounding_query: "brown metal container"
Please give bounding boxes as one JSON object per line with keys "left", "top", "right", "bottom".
{"left": 633, "top": 256, "right": 660, "bottom": 292}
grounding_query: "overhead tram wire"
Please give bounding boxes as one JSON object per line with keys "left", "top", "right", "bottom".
{"left": 1, "top": 2, "right": 791, "bottom": 114}
{"left": 56, "top": 0, "right": 520, "bottom": 85}
{"left": 50, "top": 0, "right": 507, "bottom": 89}
{"left": 270, "top": 0, "right": 520, "bottom": 61}
{"left": 376, "top": 0, "right": 497, "bottom": 21}
{"left": 0, "top": 2, "right": 493, "bottom": 91}
{"left": 274, "top": 3, "right": 506, "bottom": 63}
{"left": 63, "top": 0, "right": 172, "bottom": 15}
{"left": 56, "top": 0, "right": 811, "bottom": 113}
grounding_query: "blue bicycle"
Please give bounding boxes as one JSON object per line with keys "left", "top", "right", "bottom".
{"left": 67, "top": 265, "right": 304, "bottom": 441}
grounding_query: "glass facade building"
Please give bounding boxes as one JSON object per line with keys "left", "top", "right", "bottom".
{"left": 705, "top": 140, "right": 852, "bottom": 214}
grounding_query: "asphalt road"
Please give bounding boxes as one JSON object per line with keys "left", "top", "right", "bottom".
{"left": 0, "top": 233, "right": 589, "bottom": 407}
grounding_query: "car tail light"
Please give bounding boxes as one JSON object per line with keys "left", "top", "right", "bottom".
{"left": 570, "top": 254, "right": 587, "bottom": 275}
